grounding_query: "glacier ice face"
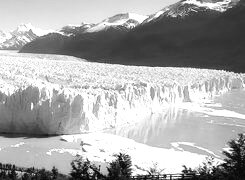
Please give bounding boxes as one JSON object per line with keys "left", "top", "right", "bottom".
{"left": 0, "top": 52, "right": 244, "bottom": 134}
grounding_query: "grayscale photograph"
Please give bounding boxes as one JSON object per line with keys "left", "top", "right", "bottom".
{"left": 0, "top": 0, "right": 244, "bottom": 179}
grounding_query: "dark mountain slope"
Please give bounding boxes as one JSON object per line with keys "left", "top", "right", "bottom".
{"left": 58, "top": 28, "right": 129, "bottom": 62}
{"left": 21, "top": 28, "right": 128, "bottom": 61}
{"left": 20, "top": 0, "right": 245, "bottom": 72}
{"left": 107, "top": 1, "right": 245, "bottom": 72}
{"left": 21, "top": 33, "right": 69, "bottom": 54}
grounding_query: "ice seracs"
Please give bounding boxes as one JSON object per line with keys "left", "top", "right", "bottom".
{"left": 0, "top": 52, "right": 244, "bottom": 135}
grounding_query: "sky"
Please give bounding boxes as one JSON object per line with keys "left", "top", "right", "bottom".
{"left": 0, "top": 0, "right": 178, "bottom": 31}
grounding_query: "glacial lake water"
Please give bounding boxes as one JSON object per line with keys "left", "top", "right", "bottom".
{"left": 109, "top": 89, "right": 245, "bottom": 158}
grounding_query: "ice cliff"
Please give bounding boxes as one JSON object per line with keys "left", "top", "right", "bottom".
{"left": 0, "top": 52, "right": 244, "bottom": 134}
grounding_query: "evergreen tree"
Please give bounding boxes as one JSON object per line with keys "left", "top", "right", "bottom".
{"left": 51, "top": 166, "right": 58, "bottom": 180}
{"left": 22, "top": 172, "right": 31, "bottom": 180}
{"left": 9, "top": 165, "right": 17, "bottom": 180}
{"left": 70, "top": 155, "right": 102, "bottom": 180}
{"left": 147, "top": 162, "right": 164, "bottom": 175}
{"left": 38, "top": 168, "right": 52, "bottom": 180}
{"left": 107, "top": 153, "right": 132, "bottom": 180}
{"left": 222, "top": 133, "right": 245, "bottom": 179}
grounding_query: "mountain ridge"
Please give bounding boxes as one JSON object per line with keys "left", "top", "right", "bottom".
{"left": 0, "top": 23, "right": 54, "bottom": 50}
{"left": 20, "top": 0, "right": 245, "bottom": 72}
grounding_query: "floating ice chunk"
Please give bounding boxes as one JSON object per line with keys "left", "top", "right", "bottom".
{"left": 179, "top": 103, "right": 245, "bottom": 120}
{"left": 173, "top": 142, "right": 220, "bottom": 158}
{"left": 10, "top": 142, "right": 25, "bottom": 148}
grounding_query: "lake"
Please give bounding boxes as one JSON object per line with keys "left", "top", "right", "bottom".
{"left": 109, "top": 89, "right": 245, "bottom": 158}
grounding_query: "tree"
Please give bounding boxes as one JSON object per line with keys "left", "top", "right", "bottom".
{"left": 182, "top": 133, "right": 245, "bottom": 180}
{"left": 107, "top": 153, "right": 132, "bottom": 180}
{"left": 182, "top": 157, "right": 226, "bottom": 180}
{"left": 22, "top": 172, "right": 31, "bottom": 180}
{"left": 25, "top": 167, "right": 36, "bottom": 180}
{"left": 70, "top": 155, "right": 103, "bottom": 180}
{"left": 147, "top": 162, "right": 164, "bottom": 176}
{"left": 195, "top": 157, "right": 220, "bottom": 180}
{"left": 222, "top": 133, "right": 245, "bottom": 179}
{"left": 8, "top": 165, "right": 17, "bottom": 180}
{"left": 38, "top": 168, "right": 52, "bottom": 180}
{"left": 51, "top": 166, "right": 58, "bottom": 180}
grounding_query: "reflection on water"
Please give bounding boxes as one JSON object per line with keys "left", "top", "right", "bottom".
{"left": 109, "top": 90, "right": 245, "bottom": 157}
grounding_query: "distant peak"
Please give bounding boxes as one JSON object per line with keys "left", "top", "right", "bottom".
{"left": 13, "top": 23, "right": 54, "bottom": 36}
{"left": 66, "top": 22, "right": 92, "bottom": 27}
{"left": 182, "top": 0, "right": 239, "bottom": 12}
{"left": 143, "top": 0, "right": 240, "bottom": 23}
{"left": 85, "top": 12, "right": 148, "bottom": 33}
{"left": 16, "top": 23, "right": 34, "bottom": 32}
{"left": 105, "top": 13, "right": 148, "bottom": 24}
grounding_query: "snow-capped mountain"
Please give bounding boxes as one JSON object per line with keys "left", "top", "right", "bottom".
{"left": 60, "top": 23, "right": 94, "bottom": 36}
{"left": 0, "top": 30, "right": 12, "bottom": 44}
{"left": 86, "top": 13, "right": 148, "bottom": 33}
{"left": 20, "top": 0, "right": 245, "bottom": 73}
{"left": 144, "top": 0, "right": 239, "bottom": 23}
{"left": 12, "top": 23, "right": 54, "bottom": 37}
{"left": 59, "top": 13, "right": 148, "bottom": 35}
{"left": 0, "top": 23, "right": 54, "bottom": 50}
{"left": 1, "top": 31, "right": 37, "bottom": 50}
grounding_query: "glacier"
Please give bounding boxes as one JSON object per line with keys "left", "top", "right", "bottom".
{"left": 0, "top": 52, "right": 244, "bottom": 135}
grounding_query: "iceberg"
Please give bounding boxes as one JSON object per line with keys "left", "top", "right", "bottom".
{"left": 0, "top": 53, "right": 244, "bottom": 134}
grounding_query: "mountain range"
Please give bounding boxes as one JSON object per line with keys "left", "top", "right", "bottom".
{"left": 0, "top": 13, "right": 148, "bottom": 50}
{"left": 12, "top": 0, "right": 245, "bottom": 72}
{"left": 0, "top": 23, "right": 55, "bottom": 50}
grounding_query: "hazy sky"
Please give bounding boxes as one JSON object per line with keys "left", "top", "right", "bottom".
{"left": 0, "top": 0, "right": 178, "bottom": 31}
